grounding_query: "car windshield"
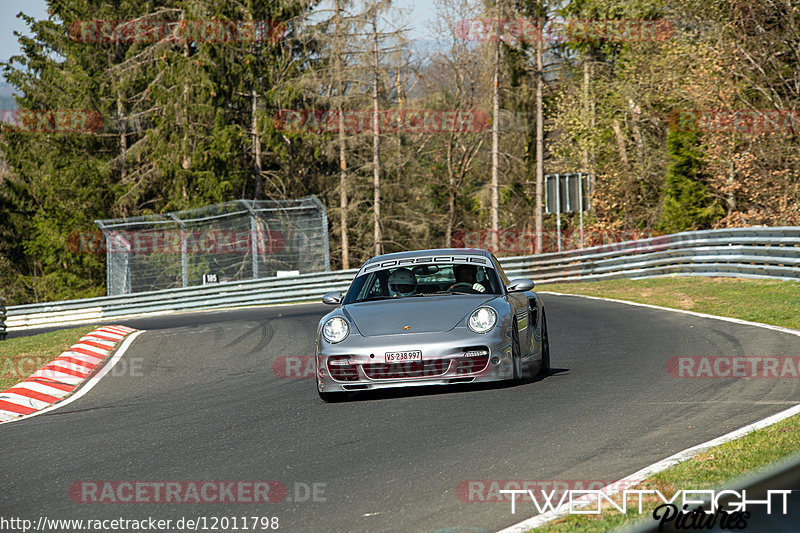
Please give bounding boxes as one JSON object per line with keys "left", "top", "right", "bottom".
{"left": 343, "top": 263, "right": 502, "bottom": 304}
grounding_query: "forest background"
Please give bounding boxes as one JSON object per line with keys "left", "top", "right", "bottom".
{"left": 0, "top": 0, "right": 797, "bottom": 305}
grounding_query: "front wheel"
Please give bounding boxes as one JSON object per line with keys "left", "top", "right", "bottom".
{"left": 318, "top": 389, "right": 349, "bottom": 403}
{"left": 538, "top": 314, "right": 550, "bottom": 377}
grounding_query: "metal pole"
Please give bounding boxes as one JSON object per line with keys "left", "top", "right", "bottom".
{"left": 95, "top": 220, "right": 112, "bottom": 295}
{"left": 556, "top": 173, "right": 561, "bottom": 252}
{"left": 566, "top": 173, "right": 572, "bottom": 251}
{"left": 578, "top": 172, "right": 584, "bottom": 249}
{"left": 239, "top": 200, "right": 260, "bottom": 279}
{"left": 565, "top": 174, "right": 571, "bottom": 213}
{"left": 250, "top": 203, "right": 259, "bottom": 279}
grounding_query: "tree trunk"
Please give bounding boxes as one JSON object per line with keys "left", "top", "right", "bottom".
{"left": 727, "top": 158, "right": 736, "bottom": 212}
{"left": 491, "top": 36, "right": 500, "bottom": 252}
{"left": 181, "top": 40, "right": 191, "bottom": 174}
{"left": 585, "top": 59, "right": 596, "bottom": 193}
{"left": 445, "top": 139, "right": 455, "bottom": 246}
{"left": 117, "top": 93, "right": 127, "bottom": 182}
{"left": 535, "top": 19, "right": 544, "bottom": 254}
{"left": 335, "top": 0, "right": 349, "bottom": 269}
{"left": 251, "top": 88, "right": 264, "bottom": 199}
{"left": 372, "top": 3, "right": 382, "bottom": 256}
{"left": 612, "top": 118, "right": 629, "bottom": 168}
{"left": 628, "top": 97, "right": 644, "bottom": 162}
{"left": 338, "top": 105, "right": 350, "bottom": 268}
{"left": 582, "top": 59, "right": 590, "bottom": 171}
{"left": 116, "top": 90, "right": 128, "bottom": 216}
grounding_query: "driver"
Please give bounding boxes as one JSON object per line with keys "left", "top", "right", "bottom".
{"left": 388, "top": 268, "right": 417, "bottom": 297}
{"left": 452, "top": 265, "right": 486, "bottom": 293}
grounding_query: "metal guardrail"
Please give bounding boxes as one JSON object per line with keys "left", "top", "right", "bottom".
{"left": 501, "top": 226, "right": 800, "bottom": 283}
{"left": 5, "top": 227, "right": 800, "bottom": 331}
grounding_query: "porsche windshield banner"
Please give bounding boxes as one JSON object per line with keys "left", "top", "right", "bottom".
{"left": 357, "top": 255, "right": 490, "bottom": 276}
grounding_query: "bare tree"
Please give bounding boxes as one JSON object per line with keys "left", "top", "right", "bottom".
{"left": 370, "top": 1, "right": 383, "bottom": 256}
{"left": 422, "top": 0, "right": 486, "bottom": 246}
{"left": 535, "top": 20, "right": 544, "bottom": 253}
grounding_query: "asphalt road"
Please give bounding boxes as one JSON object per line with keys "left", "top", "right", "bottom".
{"left": 2, "top": 294, "right": 800, "bottom": 532}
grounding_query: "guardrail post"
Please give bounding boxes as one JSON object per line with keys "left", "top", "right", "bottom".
{"left": 556, "top": 173, "right": 562, "bottom": 252}
{"left": 578, "top": 172, "right": 584, "bottom": 249}
{"left": 240, "top": 200, "right": 260, "bottom": 280}
{"left": 169, "top": 214, "right": 188, "bottom": 288}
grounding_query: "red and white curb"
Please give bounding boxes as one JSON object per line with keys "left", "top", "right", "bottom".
{"left": 0, "top": 325, "right": 138, "bottom": 423}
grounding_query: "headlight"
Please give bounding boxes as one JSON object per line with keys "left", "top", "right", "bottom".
{"left": 468, "top": 307, "right": 497, "bottom": 334}
{"left": 322, "top": 317, "right": 350, "bottom": 343}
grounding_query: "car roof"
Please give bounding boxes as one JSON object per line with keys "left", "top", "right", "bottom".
{"left": 364, "top": 248, "right": 492, "bottom": 264}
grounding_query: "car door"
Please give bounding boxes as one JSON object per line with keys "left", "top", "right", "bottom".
{"left": 490, "top": 254, "right": 533, "bottom": 362}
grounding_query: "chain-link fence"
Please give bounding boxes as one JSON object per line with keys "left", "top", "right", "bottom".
{"left": 95, "top": 196, "right": 330, "bottom": 296}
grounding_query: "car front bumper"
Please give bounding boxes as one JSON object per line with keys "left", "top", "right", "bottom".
{"left": 316, "top": 326, "right": 514, "bottom": 392}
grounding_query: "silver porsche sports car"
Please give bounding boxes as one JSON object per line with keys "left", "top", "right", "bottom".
{"left": 315, "top": 248, "right": 550, "bottom": 402}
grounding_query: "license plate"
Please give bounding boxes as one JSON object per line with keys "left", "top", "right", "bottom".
{"left": 385, "top": 350, "right": 422, "bottom": 364}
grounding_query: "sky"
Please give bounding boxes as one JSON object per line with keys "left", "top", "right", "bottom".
{"left": 1, "top": 2, "right": 49, "bottom": 65}
{"left": 0, "top": 0, "right": 441, "bottom": 69}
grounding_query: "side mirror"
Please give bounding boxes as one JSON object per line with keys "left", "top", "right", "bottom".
{"left": 506, "top": 279, "right": 535, "bottom": 293}
{"left": 321, "top": 291, "right": 344, "bottom": 305}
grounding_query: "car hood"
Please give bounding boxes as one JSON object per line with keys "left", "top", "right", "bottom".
{"left": 343, "top": 295, "right": 498, "bottom": 337}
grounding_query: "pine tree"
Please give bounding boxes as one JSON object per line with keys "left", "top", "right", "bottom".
{"left": 657, "top": 129, "right": 722, "bottom": 233}
{"left": 0, "top": 0, "right": 318, "bottom": 303}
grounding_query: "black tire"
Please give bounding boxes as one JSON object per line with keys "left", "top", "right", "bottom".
{"left": 318, "top": 389, "right": 349, "bottom": 403}
{"left": 511, "top": 324, "right": 522, "bottom": 382}
{"left": 538, "top": 314, "right": 550, "bottom": 377}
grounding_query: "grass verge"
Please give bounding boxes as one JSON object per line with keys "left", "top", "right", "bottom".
{"left": 529, "top": 276, "right": 800, "bottom": 532}
{"left": 0, "top": 325, "right": 99, "bottom": 391}
{"left": 541, "top": 277, "right": 800, "bottom": 330}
